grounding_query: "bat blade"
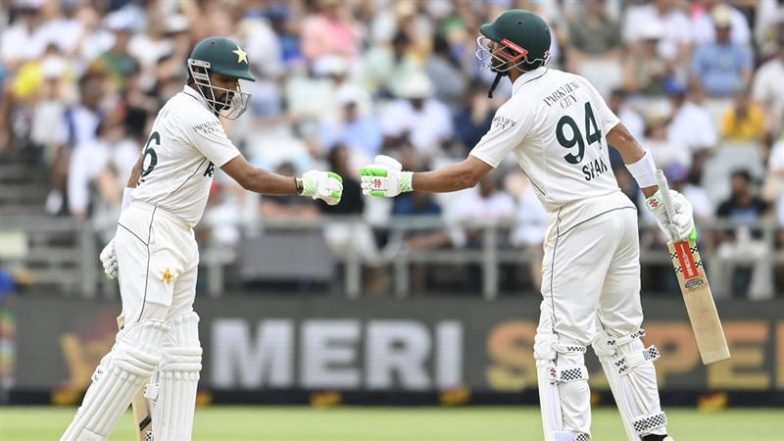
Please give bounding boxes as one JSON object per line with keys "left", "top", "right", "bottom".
{"left": 117, "top": 315, "right": 154, "bottom": 441}
{"left": 667, "top": 240, "right": 730, "bottom": 364}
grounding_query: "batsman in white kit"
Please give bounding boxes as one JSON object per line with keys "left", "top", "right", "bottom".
{"left": 361, "top": 10, "right": 695, "bottom": 441}
{"left": 60, "top": 37, "right": 343, "bottom": 441}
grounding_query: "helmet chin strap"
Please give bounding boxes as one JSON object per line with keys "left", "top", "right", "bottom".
{"left": 487, "top": 71, "right": 505, "bottom": 99}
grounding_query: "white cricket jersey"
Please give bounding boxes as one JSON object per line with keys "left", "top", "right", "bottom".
{"left": 130, "top": 86, "right": 241, "bottom": 227}
{"left": 470, "top": 67, "right": 622, "bottom": 213}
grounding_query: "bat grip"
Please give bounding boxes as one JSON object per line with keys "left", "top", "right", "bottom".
{"left": 655, "top": 169, "right": 677, "bottom": 222}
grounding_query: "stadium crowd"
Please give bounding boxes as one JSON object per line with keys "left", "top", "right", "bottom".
{"left": 1, "top": 0, "right": 783, "bottom": 297}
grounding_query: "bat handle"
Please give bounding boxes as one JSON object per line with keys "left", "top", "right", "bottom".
{"left": 655, "top": 169, "right": 677, "bottom": 224}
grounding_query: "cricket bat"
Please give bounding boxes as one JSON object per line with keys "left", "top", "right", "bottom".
{"left": 656, "top": 170, "right": 730, "bottom": 365}
{"left": 117, "top": 315, "right": 154, "bottom": 441}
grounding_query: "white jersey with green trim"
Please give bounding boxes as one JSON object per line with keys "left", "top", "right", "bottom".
{"left": 470, "top": 67, "right": 622, "bottom": 213}
{"left": 130, "top": 85, "right": 240, "bottom": 227}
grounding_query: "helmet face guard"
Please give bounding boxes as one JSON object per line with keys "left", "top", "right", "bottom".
{"left": 187, "top": 59, "right": 251, "bottom": 120}
{"left": 475, "top": 36, "right": 551, "bottom": 74}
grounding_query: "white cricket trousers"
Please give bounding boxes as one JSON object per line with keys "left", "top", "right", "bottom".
{"left": 538, "top": 193, "right": 643, "bottom": 342}
{"left": 116, "top": 201, "right": 199, "bottom": 324}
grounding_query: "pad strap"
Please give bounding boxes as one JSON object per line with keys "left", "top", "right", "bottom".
{"left": 632, "top": 412, "right": 668, "bottom": 435}
{"left": 550, "top": 366, "right": 589, "bottom": 385}
{"left": 615, "top": 346, "right": 661, "bottom": 376}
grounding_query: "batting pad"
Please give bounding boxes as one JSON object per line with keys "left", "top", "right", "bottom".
{"left": 152, "top": 311, "right": 203, "bottom": 441}
{"left": 60, "top": 320, "right": 168, "bottom": 441}
{"left": 534, "top": 333, "right": 592, "bottom": 441}
{"left": 593, "top": 328, "right": 667, "bottom": 441}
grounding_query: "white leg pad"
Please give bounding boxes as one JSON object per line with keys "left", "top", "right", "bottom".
{"left": 593, "top": 328, "right": 668, "bottom": 441}
{"left": 535, "top": 333, "right": 592, "bottom": 441}
{"left": 60, "top": 320, "right": 168, "bottom": 441}
{"left": 152, "top": 311, "right": 203, "bottom": 441}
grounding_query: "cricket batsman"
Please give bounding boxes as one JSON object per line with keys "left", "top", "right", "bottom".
{"left": 60, "top": 36, "right": 343, "bottom": 441}
{"left": 360, "top": 10, "right": 695, "bottom": 441}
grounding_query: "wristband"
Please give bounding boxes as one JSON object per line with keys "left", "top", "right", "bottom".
{"left": 295, "top": 177, "right": 304, "bottom": 195}
{"left": 626, "top": 151, "right": 657, "bottom": 189}
{"left": 121, "top": 187, "right": 134, "bottom": 211}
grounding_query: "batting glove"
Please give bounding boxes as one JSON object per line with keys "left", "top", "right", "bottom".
{"left": 646, "top": 189, "right": 697, "bottom": 241}
{"left": 99, "top": 238, "right": 118, "bottom": 279}
{"left": 299, "top": 170, "right": 343, "bottom": 205}
{"left": 360, "top": 155, "right": 413, "bottom": 198}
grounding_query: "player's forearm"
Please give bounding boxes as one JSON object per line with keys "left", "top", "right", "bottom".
{"left": 412, "top": 157, "right": 489, "bottom": 193}
{"left": 127, "top": 155, "right": 144, "bottom": 188}
{"left": 241, "top": 168, "right": 298, "bottom": 195}
{"left": 606, "top": 124, "right": 657, "bottom": 197}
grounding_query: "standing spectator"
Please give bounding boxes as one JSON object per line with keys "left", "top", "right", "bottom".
{"left": 691, "top": 5, "right": 754, "bottom": 97}
{"left": 719, "top": 89, "right": 767, "bottom": 143}
{"left": 712, "top": 169, "right": 774, "bottom": 300}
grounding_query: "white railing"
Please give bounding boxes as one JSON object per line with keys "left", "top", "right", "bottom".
{"left": 0, "top": 215, "right": 781, "bottom": 299}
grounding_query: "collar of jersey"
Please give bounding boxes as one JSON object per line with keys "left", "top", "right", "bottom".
{"left": 182, "top": 85, "right": 209, "bottom": 108}
{"left": 511, "top": 66, "right": 549, "bottom": 95}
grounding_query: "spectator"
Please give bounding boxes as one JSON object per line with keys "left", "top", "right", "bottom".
{"left": 751, "top": 31, "right": 784, "bottom": 137}
{"left": 380, "top": 72, "right": 453, "bottom": 159}
{"left": 567, "top": 0, "right": 623, "bottom": 95}
{"left": 0, "top": 2, "right": 48, "bottom": 70}
{"left": 763, "top": 135, "right": 784, "bottom": 232}
{"left": 691, "top": 5, "right": 754, "bottom": 97}
{"left": 691, "top": 1, "right": 752, "bottom": 47}
{"left": 301, "top": 0, "right": 360, "bottom": 62}
{"left": 452, "top": 173, "right": 515, "bottom": 247}
{"left": 319, "top": 87, "right": 382, "bottom": 163}
{"left": 622, "top": 20, "right": 672, "bottom": 95}
{"left": 643, "top": 110, "right": 692, "bottom": 170}
{"left": 719, "top": 89, "right": 767, "bottom": 143}
{"left": 425, "top": 33, "right": 467, "bottom": 108}
{"left": 624, "top": 0, "right": 692, "bottom": 62}
{"left": 509, "top": 173, "right": 547, "bottom": 292}
{"left": 361, "top": 30, "right": 422, "bottom": 97}
{"left": 454, "top": 80, "right": 496, "bottom": 154}
{"left": 667, "top": 83, "right": 718, "bottom": 154}
{"left": 712, "top": 169, "right": 774, "bottom": 300}
{"left": 99, "top": 10, "right": 141, "bottom": 93}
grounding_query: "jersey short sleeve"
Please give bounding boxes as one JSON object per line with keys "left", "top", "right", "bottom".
{"left": 576, "top": 76, "right": 620, "bottom": 132}
{"left": 469, "top": 106, "right": 528, "bottom": 168}
{"left": 182, "top": 113, "right": 241, "bottom": 167}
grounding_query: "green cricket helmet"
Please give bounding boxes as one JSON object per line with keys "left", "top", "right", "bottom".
{"left": 476, "top": 9, "right": 552, "bottom": 97}
{"left": 187, "top": 36, "right": 256, "bottom": 119}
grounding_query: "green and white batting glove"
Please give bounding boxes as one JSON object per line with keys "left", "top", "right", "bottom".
{"left": 298, "top": 170, "right": 343, "bottom": 205}
{"left": 359, "top": 155, "right": 413, "bottom": 198}
{"left": 646, "top": 189, "right": 697, "bottom": 242}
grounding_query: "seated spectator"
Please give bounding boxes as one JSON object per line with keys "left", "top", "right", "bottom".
{"left": 99, "top": 10, "right": 142, "bottom": 93}
{"left": 643, "top": 111, "right": 692, "bottom": 170}
{"left": 300, "top": 0, "right": 359, "bottom": 62}
{"left": 691, "top": 6, "right": 753, "bottom": 97}
{"left": 452, "top": 173, "right": 515, "bottom": 248}
{"left": 667, "top": 83, "right": 718, "bottom": 154}
{"left": 567, "top": 0, "right": 623, "bottom": 95}
{"left": 361, "top": 31, "right": 422, "bottom": 97}
{"left": 425, "top": 34, "right": 467, "bottom": 108}
{"left": 319, "top": 88, "right": 382, "bottom": 162}
{"left": 623, "top": 0, "right": 691, "bottom": 62}
{"left": 763, "top": 135, "right": 784, "bottom": 233}
{"left": 319, "top": 146, "right": 383, "bottom": 292}
{"left": 751, "top": 34, "right": 784, "bottom": 137}
{"left": 622, "top": 21, "right": 673, "bottom": 96}
{"left": 712, "top": 169, "right": 774, "bottom": 300}
{"left": 453, "top": 81, "right": 496, "bottom": 154}
{"left": 719, "top": 89, "right": 766, "bottom": 143}
{"left": 380, "top": 72, "right": 453, "bottom": 159}
{"left": 691, "top": 1, "right": 752, "bottom": 47}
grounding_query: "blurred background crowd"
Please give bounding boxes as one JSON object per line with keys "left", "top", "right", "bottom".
{"left": 1, "top": 0, "right": 783, "bottom": 299}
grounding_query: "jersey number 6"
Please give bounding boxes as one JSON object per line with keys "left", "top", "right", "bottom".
{"left": 555, "top": 102, "right": 601, "bottom": 165}
{"left": 141, "top": 131, "right": 160, "bottom": 180}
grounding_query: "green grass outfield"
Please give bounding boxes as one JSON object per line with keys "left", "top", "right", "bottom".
{"left": 0, "top": 406, "right": 779, "bottom": 440}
